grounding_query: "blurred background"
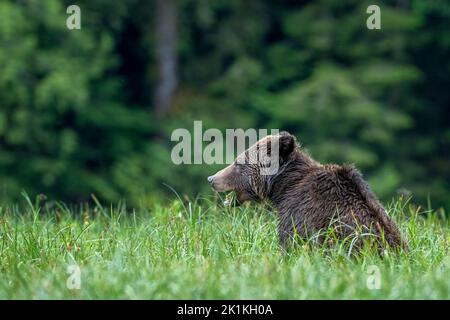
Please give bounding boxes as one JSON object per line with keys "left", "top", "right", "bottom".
{"left": 0, "top": 0, "right": 449, "bottom": 209}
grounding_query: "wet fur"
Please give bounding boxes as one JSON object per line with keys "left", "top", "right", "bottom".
{"left": 270, "top": 148, "right": 406, "bottom": 250}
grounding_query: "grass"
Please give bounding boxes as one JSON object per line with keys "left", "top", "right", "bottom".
{"left": 0, "top": 194, "right": 448, "bottom": 299}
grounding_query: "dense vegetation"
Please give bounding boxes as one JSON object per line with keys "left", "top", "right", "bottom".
{"left": 0, "top": 0, "right": 449, "bottom": 209}
{"left": 0, "top": 196, "right": 448, "bottom": 299}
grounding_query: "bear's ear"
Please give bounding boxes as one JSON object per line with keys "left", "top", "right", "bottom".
{"left": 279, "top": 133, "right": 295, "bottom": 159}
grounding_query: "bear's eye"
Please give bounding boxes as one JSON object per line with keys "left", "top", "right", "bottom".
{"left": 261, "top": 160, "right": 272, "bottom": 168}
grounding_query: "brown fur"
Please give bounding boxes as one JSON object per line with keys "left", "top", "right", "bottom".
{"left": 208, "top": 132, "right": 407, "bottom": 252}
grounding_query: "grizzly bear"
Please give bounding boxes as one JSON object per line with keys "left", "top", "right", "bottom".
{"left": 208, "top": 132, "right": 407, "bottom": 252}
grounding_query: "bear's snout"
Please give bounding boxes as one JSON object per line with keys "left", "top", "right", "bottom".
{"left": 207, "top": 174, "right": 220, "bottom": 190}
{"left": 208, "top": 165, "right": 236, "bottom": 192}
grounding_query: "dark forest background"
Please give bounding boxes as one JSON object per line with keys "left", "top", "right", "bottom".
{"left": 0, "top": 0, "right": 449, "bottom": 209}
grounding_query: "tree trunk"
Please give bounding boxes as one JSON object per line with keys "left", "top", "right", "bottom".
{"left": 154, "top": 0, "right": 178, "bottom": 116}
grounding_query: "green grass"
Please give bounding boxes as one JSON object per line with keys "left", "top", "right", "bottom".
{"left": 0, "top": 195, "right": 448, "bottom": 299}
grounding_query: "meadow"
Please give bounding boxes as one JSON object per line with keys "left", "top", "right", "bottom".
{"left": 0, "top": 195, "right": 448, "bottom": 299}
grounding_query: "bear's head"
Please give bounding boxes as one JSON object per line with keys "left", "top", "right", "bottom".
{"left": 207, "top": 131, "right": 297, "bottom": 205}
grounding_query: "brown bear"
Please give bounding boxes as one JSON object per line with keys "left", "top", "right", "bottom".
{"left": 208, "top": 132, "right": 407, "bottom": 252}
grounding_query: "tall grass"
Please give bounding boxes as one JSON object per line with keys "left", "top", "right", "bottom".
{"left": 0, "top": 195, "right": 448, "bottom": 299}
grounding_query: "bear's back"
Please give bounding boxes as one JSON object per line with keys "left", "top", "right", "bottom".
{"left": 278, "top": 163, "right": 404, "bottom": 249}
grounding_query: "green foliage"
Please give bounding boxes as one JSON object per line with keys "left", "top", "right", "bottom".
{"left": 0, "top": 0, "right": 449, "bottom": 209}
{"left": 0, "top": 198, "right": 448, "bottom": 298}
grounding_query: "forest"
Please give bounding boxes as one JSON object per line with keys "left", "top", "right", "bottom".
{"left": 0, "top": 0, "right": 449, "bottom": 210}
